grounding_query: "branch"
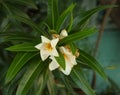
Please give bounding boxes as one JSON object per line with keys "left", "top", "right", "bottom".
{"left": 91, "top": 0, "right": 117, "bottom": 89}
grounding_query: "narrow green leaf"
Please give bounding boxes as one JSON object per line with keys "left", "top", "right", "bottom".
{"left": 67, "top": 12, "right": 73, "bottom": 32}
{"left": 69, "top": 43, "right": 77, "bottom": 55}
{"left": 0, "top": 31, "right": 36, "bottom": 42}
{"left": 5, "top": 52, "right": 38, "bottom": 84}
{"left": 6, "top": 3, "right": 29, "bottom": 19}
{"left": 70, "top": 68, "right": 95, "bottom": 95}
{"left": 56, "top": 4, "right": 76, "bottom": 32}
{"left": 36, "top": 70, "right": 49, "bottom": 95}
{"left": 78, "top": 49, "right": 107, "bottom": 80}
{"left": 4, "top": 37, "right": 34, "bottom": 43}
{"left": 58, "top": 28, "right": 96, "bottom": 45}
{"left": 47, "top": 72, "right": 55, "bottom": 95}
{"left": 13, "top": 15, "right": 46, "bottom": 36}
{"left": 0, "top": 18, "right": 10, "bottom": 32}
{"left": 55, "top": 52, "right": 65, "bottom": 70}
{"left": 76, "top": 59, "right": 90, "bottom": 69}
{"left": 1, "top": 2, "right": 25, "bottom": 31}
{"left": 16, "top": 58, "right": 47, "bottom": 95}
{"left": 6, "top": 43, "right": 38, "bottom": 52}
{"left": 47, "top": 0, "right": 58, "bottom": 29}
{"left": 13, "top": 0, "right": 37, "bottom": 9}
{"left": 73, "top": 5, "right": 116, "bottom": 30}
{"left": 60, "top": 73, "right": 77, "bottom": 95}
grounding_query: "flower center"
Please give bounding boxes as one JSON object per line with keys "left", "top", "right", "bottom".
{"left": 45, "top": 43, "right": 53, "bottom": 51}
{"left": 63, "top": 53, "right": 69, "bottom": 61}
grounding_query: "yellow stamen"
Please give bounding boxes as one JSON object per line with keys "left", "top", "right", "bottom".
{"left": 45, "top": 43, "right": 53, "bottom": 51}
{"left": 63, "top": 53, "right": 69, "bottom": 61}
{"left": 52, "top": 34, "right": 59, "bottom": 39}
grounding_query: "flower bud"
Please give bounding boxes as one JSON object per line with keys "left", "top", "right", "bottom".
{"left": 52, "top": 34, "right": 59, "bottom": 39}
{"left": 60, "top": 29, "right": 68, "bottom": 39}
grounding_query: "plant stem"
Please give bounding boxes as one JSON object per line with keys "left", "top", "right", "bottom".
{"left": 91, "top": 0, "right": 117, "bottom": 89}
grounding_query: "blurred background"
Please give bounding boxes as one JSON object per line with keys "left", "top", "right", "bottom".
{"left": 0, "top": 0, "right": 120, "bottom": 95}
{"left": 76, "top": 0, "right": 120, "bottom": 95}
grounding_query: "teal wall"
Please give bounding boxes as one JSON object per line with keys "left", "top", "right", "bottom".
{"left": 95, "top": 29, "right": 120, "bottom": 93}
{"left": 78, "top": 29, "right": 120, "bottom": 93}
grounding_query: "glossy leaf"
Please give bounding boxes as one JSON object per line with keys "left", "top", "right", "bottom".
{"left": 13, "top": 15, "right": 46, "bottom": 36}
{"left": 69, "top": 43, "right": 77, "bottom": 55}
{"left": 1, "top": 2, "right": 25, "bottom": 31}
{"left": 70, "top": 68, "right": 95, "bottom": 95}
{"left": 6, "top": 43, "right": 38, "bottom": 52}
{"left": 5, "top": 52, "right": 38, "bottom": 84}
{"left": 73, "top": 5, "right": 116, "bottom": 30}
{"left": 13, "top": 0, "right": 37, "bottom": 9}
{"left": 78, "top": 49, "right": 107, "bottom": 80}
{"left": 36, "top": 70, "right": 48, "bottom": 95}
{"left": 58, "top": 28, "right": 96, "bottom": 45}
{"left": 67, "top": 12, "right": 73, "bottom": 33}
{"left": 0, "top": 31, "right": 36, "bottom": 42}
{"left": 47, "top": 0, "right": 58, "bottom": 29}
{"left": 60, "top": 73, "right": 77, "bottom": 95}
{"left": 16, "top": 58, "right": 47, "bottom": 95}
{"left": 0, "top": 18, "right": 10, "bottom": 32}
{"left": 5, "top": 36, "right": 34, "bottom": 42}
{"left": 55, "top": 52, "right": 65, "bottom": 70}
{"left": 47, "top": 72, "right": 55, "bottom": 95}
{"left": 56, "top": 4, "right": 76, "bottom": 32}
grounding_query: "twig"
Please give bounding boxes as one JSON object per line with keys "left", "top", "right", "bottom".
{"left": 91, "top": 0, "right": 117, "bottom": 89}
{"left": 93, "top": 0, "right": 117, "bottom": 56}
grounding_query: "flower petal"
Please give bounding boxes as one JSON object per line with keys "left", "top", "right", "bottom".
{"left": 60, "top": 46, "right": 77, "bottom": 65}
{"left": 59, "top": 46, "right": 77, "bottom": 75}
{"left": 51, "top": 38, "right": 59, "bottom": 47}
{"left": 49, "top": 56, "right": 59, "bottom": 71}
{"left": 35, "top": 43, "right": 42, "bottom": 50}
{"left": 60, "top": 29, "right": 68, "bottom": 39}
{"left": 59, "top": 46, "right": 66, "bottom": 53}
{"left": 67, "top": 53, "right": 77, "bottom": 65}
{"left": 60, "top": 61, "right": 73, "bottom": 75}
{"left": 41, "top": 36, "right": 50, "bottom": 43}
{"left": 51, "top": 48, "right": 59, "bottom": 57}
{"left": 40, "top": 50, "right": 49, "bottom": 61}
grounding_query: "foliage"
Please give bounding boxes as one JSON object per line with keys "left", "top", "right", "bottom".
{"left": 0, "top": 0, "right": 115, "bottom": 95}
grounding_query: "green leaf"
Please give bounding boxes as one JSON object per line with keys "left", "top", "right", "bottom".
{"left": 56, "top": 3, "right": 76, "bottom": 32}
{"left": 67, "top": 12, "right": 73, "bottom": 33}
{"left": 70, "top": 68, "right": 95, "bottom": 95}
{"left": 5, "top": 52, "right": 39, "bottom": 84}
{"left": 36, "top": 70, "right": 49, "bottom": 95}
{"left": 1, "top": 2, "right": 25, "bottom": 31}
{"left": 60, "top": 73, "right": 77, "bottom": 95}
{"left": 55, "top": 52, "right": 65, "bottom": 70}
{"left": 13, "top": 15, "right": 46, "bottom": 36}
{"left": 69, "top": 43, "right": 77, "bottom": 55}
{"left": 76, "top": 59, "right": 90, "bottom": 69}
{"left": 13, "top": 0, "right": 37, "bottom": 9}
{"left": 0, "top": 18, "right": 10, "bottom": 32}
{"left": 5, "top": 36, "right": 34, "bottom": 42}
{"left": 58, "top": 28, "right": 96, "bottom": 45}
{"left": 6, "top": 43, "right": 38, "bottom": 52}
{"left": 0, "top": 31, "right": 36, "bottom": 42}
{"left": 16, "top": 58, "right": 47, "bottom": 95}
{"left": 78, "top": 49, "right": 107, "bottom": 80}
{"left": 73, "top": 5, "right": 116, "bottom": 30}
{"left": 6, "top": 3, "right": 30, "bottom": 19}
{"left": 47, "top": 0, "right": 58, "bottom": 29}
{"left": 47, "top": 72, "right": 55, "bottom": 95}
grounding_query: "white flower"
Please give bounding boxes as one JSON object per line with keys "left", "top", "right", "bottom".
{"left": 59, "top": 46, "right": 77, "bottom": 75}
{"left": 59, "top": 29, "right": 68, "bottom": 39}
{"left": 49, "top": 56, "right": 59, "bottom": 71}
{"left": 49, "top": 46, "right": 77, "bottom": 75}
{"left": 35, "top": 36, "right": 59, "bottom": 61}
